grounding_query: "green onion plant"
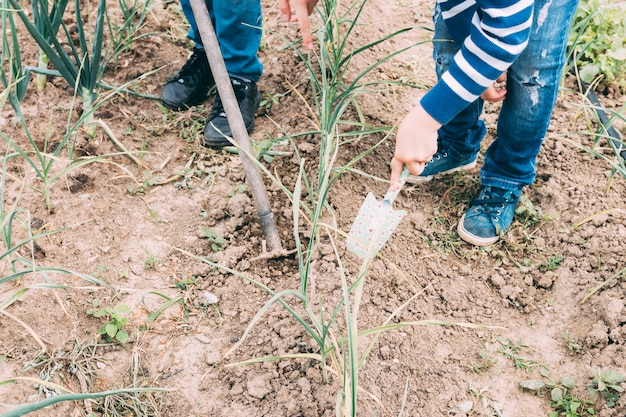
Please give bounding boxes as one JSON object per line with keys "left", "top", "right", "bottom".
{"left": 0, "top": 0, "right": 30, "bottom": 119}
{"left": 30, "top": 0, "right": 69, "bottom": 90}
{"left": 101, "top": 0, "right": 157, "bottom": 72}
{"left": 0, "top": 382, "right": 169, "bottom": 417}
{"left": 8, "top": 0, "right": 106, "bottom": 136}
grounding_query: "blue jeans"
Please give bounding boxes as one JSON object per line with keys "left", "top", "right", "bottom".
{"left": 432, "top": 0, "right": 579, "bottom": 189}
{"left": 180, "top": 0, "right": 263, "bottom": 81}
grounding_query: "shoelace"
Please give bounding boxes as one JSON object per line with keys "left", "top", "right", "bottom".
{"left": 470, "top": 187, "right": 515, "bottom": 221}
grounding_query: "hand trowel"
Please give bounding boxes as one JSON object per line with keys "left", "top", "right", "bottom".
{"left": 347, "top": 167, "right": 410, "bottom": 259}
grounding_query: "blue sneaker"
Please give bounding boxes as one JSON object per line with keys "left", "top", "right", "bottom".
{"left": 457, "top": 186, "right": 523, "bottom": 246}
{"left": 408, "top": 150, "right": 477, "bottom": 183}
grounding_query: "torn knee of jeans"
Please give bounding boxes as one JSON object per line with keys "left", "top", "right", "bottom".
{"left": 520, "top": 71, "right": 546, "bottom": 89}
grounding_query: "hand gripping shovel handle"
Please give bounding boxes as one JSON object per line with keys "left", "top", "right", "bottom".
{"left": 382, "top": 166, "right": 410, "bottom": 204}
{"left": 188, "top": 0, "right": 283, "bottom": 253}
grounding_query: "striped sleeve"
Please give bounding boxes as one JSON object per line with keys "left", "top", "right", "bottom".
{"left": 421, "top": 0, "right": 534, "bottom": 125}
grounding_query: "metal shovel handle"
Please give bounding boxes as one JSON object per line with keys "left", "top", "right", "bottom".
{"left": 188, "top": 0, "right": 282, "bottom": 252}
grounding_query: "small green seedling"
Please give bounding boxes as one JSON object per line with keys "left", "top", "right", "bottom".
{"left": 588, "top": 368, "right": 624, "bottom": 407}
{"left": 228, "top": 184, "right": 248, "bottom": 198}
{"left": 467, "top": 352, "right": 497, "bottom": 374}
{"left": 141, "top": 246, "right": 161, "bottom": 270}
{"left": 87, "top": 302, "right": 131, "bottom": 343}
{"left": 259, "top": 91, "right": 285, "bottom": 111}
{"left": 201, "top": 228, "right": 226, "bottom": 252}
{"left": 539, "top": 255, "right": 564, "bottom": 272}
{"left": 562, "top": 332, "right": 583, "bottom": 354}
{"left": 496, "top": 338, "right": 548, "bottom": 375}
{"left": 515, "top": 195, "right": 549, "bottom": 227}
{"left": 521, "top": 375, "right": 596, "bottom": 417}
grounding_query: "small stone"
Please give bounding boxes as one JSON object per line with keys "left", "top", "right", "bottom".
{"left": 202, "top": 291, "right": 218, "bottom": 305}
{"left": 196, "top": 334, "right": 211, "bottom": 344}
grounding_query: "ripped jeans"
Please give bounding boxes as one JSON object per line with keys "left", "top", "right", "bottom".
{"left": 433, "top": 0, "right": 580, "bottom": 189}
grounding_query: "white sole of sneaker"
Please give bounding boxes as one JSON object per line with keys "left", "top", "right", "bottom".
{"left": 457, "top": 212, "right": 500, "bottom": 246}
{"left": 406, "top": 159, "right": 477, "bottom": 184}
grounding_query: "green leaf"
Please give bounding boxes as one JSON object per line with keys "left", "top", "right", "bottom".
{"left": 91, "top": 309, "right": 107, "bottom": 318}
{"left": 580, "top": 63, "right": 601, "bottom": 83}
{"left": 603, "top": 369, "right": 624, "bottom": 384}
{"left": 116, "top": 304, "right": 131, "bottom": 314}
{"left": 116, "top": 330, "right": 129, "bottom": 344}
{"left": 105, "top": 323, "right": 118, "bottom": 338}
{"left": 551, "top": 387, "right": 564, "bottom": 402}
{"left": 562, "top": 375, "right": 576, "bottom": 389}
{"left": 520, "top": 380, "right": 545, "bottom": 391}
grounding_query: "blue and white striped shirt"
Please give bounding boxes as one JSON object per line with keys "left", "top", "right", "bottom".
{"left": 421, "top": 0, "right": 534, "bottom": 124}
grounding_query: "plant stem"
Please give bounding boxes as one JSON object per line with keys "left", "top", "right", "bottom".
{"left": 35, "top": 50, "right": 48, "bottom": 91}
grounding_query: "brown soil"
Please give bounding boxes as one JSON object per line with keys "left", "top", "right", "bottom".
{"left": 1, "top": 1, "right": 625, "bottom": 417}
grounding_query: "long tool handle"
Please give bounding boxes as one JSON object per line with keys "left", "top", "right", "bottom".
{"left": 382, "top": 166, "right": 410, "bottom": 203}
{"left": 189, "top": 0, "right": 282, "bottom": 252}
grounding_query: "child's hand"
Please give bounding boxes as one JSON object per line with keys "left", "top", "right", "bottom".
{"left": 390, "top": 103, "right": 441, "bottom": 190}
{"left": 278, "top": 0, "right": 319, "bottom": 50}
{"left": 481, "top": 72, "right": 507, "bottom": 103}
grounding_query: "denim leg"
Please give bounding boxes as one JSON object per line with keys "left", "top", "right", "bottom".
{"left": 480, "top": 0, "right": 580, "bottom": 189}
{"left": 179, "top": 0, "right": 263, "bottom": 81}
{"left": 432, "top": 5, "right": 485, "bottom": 160}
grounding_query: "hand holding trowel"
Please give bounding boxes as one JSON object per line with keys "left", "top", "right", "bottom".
{"left": 347, "top": 167, "right": 410, "bottom": 259}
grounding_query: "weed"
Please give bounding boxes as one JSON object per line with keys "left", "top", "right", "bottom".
{"left": 588, "top": 368, "right": 624, "bottom": 407}
{"left": 173, "top": 166, "right": 205, "bottom": 189}
{"left": 496, "top": 338, "right": 549, "bottom": 375}
{"left": 141, "top": 246, "right": 160, "bottom": 270}
{"left": 228, "top": 184, "right": 248, "bottom": 197}
{"left": 539, "top": 255, "right": 565, "bottom": 272}
{"left": 200, "top": 228, "right": 226, "bottom": 252}
{"left": 467, "top": 352, "right": 497, "bottom": 374}
{"left": 259, "top": 91, "right": 286, "bottom": 111}
{"left": 92, "top": 262, "right": 107, "bottom": 279}
{"left": 561, "top": 332, "right": 583, "bottom": 354}
{"left": 515, "top": 195, "right": 551, "bottom": 228}
{"left": 468, "top": 382, "right": 505, "bottom": 416}
{"left": 521, "top": 375, "right": 596, "bottom": 417}
{"left": 87, "top": 301, "right": 131, "bottom": 344}
{"left": 128, "top": 173, "right": 167, "bottom": 195}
